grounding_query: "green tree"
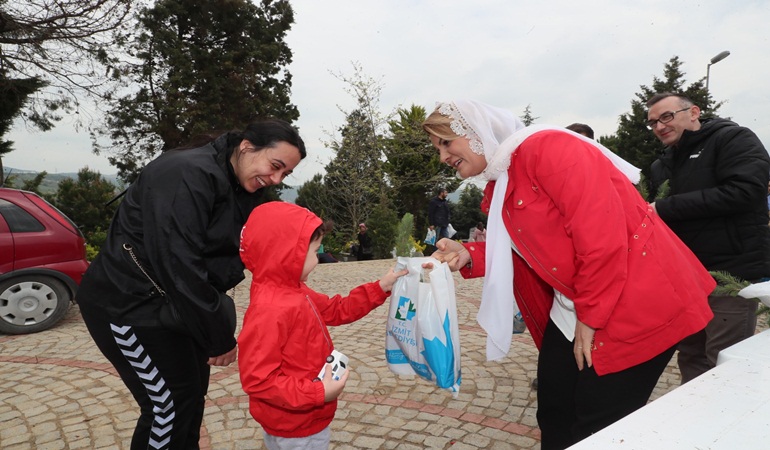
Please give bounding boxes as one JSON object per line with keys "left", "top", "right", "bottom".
{"left": 295, "top": 173, "right": 331, "bottom": 216}
{"left": 450, "top": 184, "right": 486, "bottom": 240}
{"left": 383, "top": 105, "right": 461, "bottom": 235}
{"left": 1, "top": 173, "right": 15, "bottom": 187}
{"left": 394, "top": 213, "right": 416, "bottom": 257}
{"left": 0, "top": 0, "right": 131, "bottom": 130}
{"left": 520, "top": 104, "right": 539, "bottom": 126}
{"left": 53, "top": 168, "right": 118, "bottom": 242}
{"left": 366, "top": 193, "right": 399, "bottom": 259}
{"left": 0, "top": 76, "right": 45, "bottom": 185}
{"left": 323, "top": 107, "right": 386, "bottom": 234}
{"left": 259, "top": 183, "right": 285, "bottom": 204}
{"left": 95, "top": 0, "right": 298, "bottom": 182}
{"left": 600, "top": 56, "right": 723, "bottom": 184}
{"left": 19, "top": 171, "right": 47, "bottom": 195}
{"left": 320, "top": 63, "right": 388, "bottom": 236}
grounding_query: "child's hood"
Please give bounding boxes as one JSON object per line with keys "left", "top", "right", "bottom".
{"left": 240, "top": 201, "right": 322, "bottom": 286}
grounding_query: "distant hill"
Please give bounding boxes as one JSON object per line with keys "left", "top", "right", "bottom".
{"left": 4, "top": 167, "right": 301, "bottom": 203}
{"left": 281, "top": 185, "right": 298, "bottom": 203}
{"left": 2, "top": 168, "right": 123, "bottom": 195}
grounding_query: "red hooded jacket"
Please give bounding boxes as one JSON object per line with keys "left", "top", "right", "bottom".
{"left": 461, "top": 130, "right": 715, "bottom": 375}
{"left": 238, "top": 202, "right": 389, "bottom": 438}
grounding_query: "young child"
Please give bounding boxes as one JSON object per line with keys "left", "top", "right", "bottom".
{"left": 238, "top": 202, "right": 406, "bottom": 449}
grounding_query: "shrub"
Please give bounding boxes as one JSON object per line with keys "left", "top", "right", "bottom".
{"left": 367, "top": 197, "right": 399, "bottom": 259}
{"left": 85, "top": 244, "right": 100, "bottom": 261}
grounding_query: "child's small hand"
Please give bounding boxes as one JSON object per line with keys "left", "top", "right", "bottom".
{"left": 320, "top": 363, "right": 349, "bottom": 402}
{"left": 379, "top": 268, "right": 409, "bottom": 292}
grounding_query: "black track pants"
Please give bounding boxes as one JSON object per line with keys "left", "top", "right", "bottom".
{"left": 81, "top": 307, "right": 210, "bottom": 450}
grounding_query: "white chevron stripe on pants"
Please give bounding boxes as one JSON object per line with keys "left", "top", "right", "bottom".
{"left": 111, "top": 324, "right": 175, "bottom": 449}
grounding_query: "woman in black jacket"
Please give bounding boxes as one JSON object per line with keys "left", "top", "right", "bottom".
{"left": 356, "top": 222, "right": 373, "bottom": 260}
{"left": 77, "top": 119, "right": 306, "bottom": 449}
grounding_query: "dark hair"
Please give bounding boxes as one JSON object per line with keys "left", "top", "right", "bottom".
{"left": 310, "top": 220, "right": 334, "bottom": 243}
{"left": 436, "top": 187, "right": 447, "bottom": 196}
{"left": 229, "top": 119, "right": 306, "bottom": 159}
{"left": 565, "top": 123, "right": 595, "bottom": 139}
{"left": 646, "top": 92, "right": 696, "bottom": 109}
{"left": 175, "top": 119, "right": 306, "bottom": 159}
{"left": 174, "top": 131, "right": 227, "bottom": 150}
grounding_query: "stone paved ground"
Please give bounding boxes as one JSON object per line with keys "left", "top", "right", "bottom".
{"left": 1, "top": 259, "right": 765, "bottom": 449}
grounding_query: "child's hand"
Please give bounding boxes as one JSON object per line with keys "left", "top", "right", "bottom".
{"left": 379, "top": 268, "right": 409, "bottom": 292}
{"left": 320, "top": 363, "right": 349, "bottom": 402}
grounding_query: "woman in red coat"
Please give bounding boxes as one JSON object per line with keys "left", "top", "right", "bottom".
{"left": 423, "top": 100, "right": 714, "bottom": 450}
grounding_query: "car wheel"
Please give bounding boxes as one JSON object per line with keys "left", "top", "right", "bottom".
{"left": 0, "top": 276, "right": 71, "bottom": 334}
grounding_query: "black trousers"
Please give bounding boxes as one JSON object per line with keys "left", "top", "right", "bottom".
{"left": 81, "top": 306, "right": 210, "bottom": 450}
{"left": 536, "top": 319, "right": 676, "bottom": 450}
{"left": 677, "top": 293, "right": 757, "bottom": 384}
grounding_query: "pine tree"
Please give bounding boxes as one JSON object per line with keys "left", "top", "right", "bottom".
{"left": 323, "top": 107, "right": 386, "bottom": 234}
{"left": 300, "top": 63, "right": 390, "bottom": 240}
{"left": 520, "top": 104, "right": 539, "bottom": 126}
{"left": 0, "top": 76, "right": 46, "bottom": 185}
{"left": 382, "top": 105, "right": 460, "bottom": 234}
{"left": 95, "top": 0, "right": 298, "bottom": 182}
{"left": 450, "top": 184, "right": 487, "bottom": 240}
{"left": 600, "top": 56, "right": 723, "bottom": 186}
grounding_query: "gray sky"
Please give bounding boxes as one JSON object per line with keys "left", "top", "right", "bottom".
{"left": 6, "top": 0, "right": 770, "bottom": 185}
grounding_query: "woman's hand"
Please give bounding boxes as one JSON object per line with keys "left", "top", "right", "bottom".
{"left": 320, "top": 363, "right": 349, "bottom": 402}
{"left": 430, "top": 238, "right": 470, "bottom": 272}
{"left": 574, "top": 320, "right": 595, "bottom": 370}
{"left": 208, "top": 345, "right": 237, "bottom": 366}
{"left": 379, "top": 268, "right": 409, "bottom": 292}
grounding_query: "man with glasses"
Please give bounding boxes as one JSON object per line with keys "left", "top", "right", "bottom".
{"left": 646, "top": 92, "right": 770, "bottom": 384}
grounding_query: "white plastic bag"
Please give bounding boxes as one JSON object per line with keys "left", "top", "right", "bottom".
{"left": 385, "top": 256, "right": 462, "bottom": 394}
{"left": 446, "top": 223, "right": 457, "bottom": 238}
{"left": 737, "top": 280, "right": 770, "bottom": 308}
{"left": 424, "top": 228, "right": 436, "bottom": 245}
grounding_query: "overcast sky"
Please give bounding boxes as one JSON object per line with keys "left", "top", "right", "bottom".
{"left": 6, "top": 0, "right": 770, "bottom": 186}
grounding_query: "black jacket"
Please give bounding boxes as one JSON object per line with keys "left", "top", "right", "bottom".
{"left": 428, "top": 196, "right": 450, "bottom": 228}
{"left": 650, "top": 118, "right": 770, "bottom": 280}
{"left": 356, "top": 231, "right": 372, "bottom": 259}
{"left": 77, "top": 134, "right": 264, "bottom": 356}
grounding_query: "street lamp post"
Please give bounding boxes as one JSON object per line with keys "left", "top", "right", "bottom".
{"left": 706, "top": 50, "right": 731, "bottom": 93}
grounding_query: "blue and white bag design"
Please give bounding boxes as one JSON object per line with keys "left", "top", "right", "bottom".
{"left": 424, "top": 229, "right": 437, "bottom": 246}
{"left": 385, "top": 257, "right": 461, "bottom": 394}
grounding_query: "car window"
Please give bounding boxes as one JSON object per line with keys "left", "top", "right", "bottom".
{"left": 0, "top": 199, "right": 45, "bottom": 232}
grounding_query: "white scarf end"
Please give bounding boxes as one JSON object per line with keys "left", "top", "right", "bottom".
{"left": 485, "top": 336, "right": 511, "bottom": 361}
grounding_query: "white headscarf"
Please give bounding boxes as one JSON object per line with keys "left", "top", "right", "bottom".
{"left": 437, "top": 100, "right": 641, "bottom": 361}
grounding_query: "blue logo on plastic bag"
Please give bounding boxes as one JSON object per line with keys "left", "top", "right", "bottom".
{"left": 394, "top": 296, "right": 416, "bottom": 321}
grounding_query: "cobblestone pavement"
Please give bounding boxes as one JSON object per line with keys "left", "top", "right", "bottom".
{"left": 1, "top": 259, "right": 760, "bottom": 449}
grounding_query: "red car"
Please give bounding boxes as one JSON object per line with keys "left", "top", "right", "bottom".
{"left": 0, "top": 188, "right": 89, "bottom": 334}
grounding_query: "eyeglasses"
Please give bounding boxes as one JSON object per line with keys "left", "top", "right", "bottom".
{"left": 646, "top": 107, "right": 691, "bottom": 130}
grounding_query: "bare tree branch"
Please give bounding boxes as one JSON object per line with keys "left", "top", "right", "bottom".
{"left": 0, "top": 0, "right": 134, "bottom": 129}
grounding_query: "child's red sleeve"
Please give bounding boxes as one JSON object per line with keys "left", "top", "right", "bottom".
{"left": 305, "top": 282, "right": 388, "bottom": 326}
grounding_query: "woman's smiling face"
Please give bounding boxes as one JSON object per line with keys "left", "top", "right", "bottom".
{"left": 231, "top": 140, "right": 302, "bottom": 193}
{"left": 430, "top": 135, "right": 487, "bottom": 179}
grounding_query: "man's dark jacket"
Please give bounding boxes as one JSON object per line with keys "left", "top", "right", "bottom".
{"left": 428, "top": 196, "right": 450, "bottom": 228}
{"left": 650, "top": 118, "right": 770, "bottom": 281}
